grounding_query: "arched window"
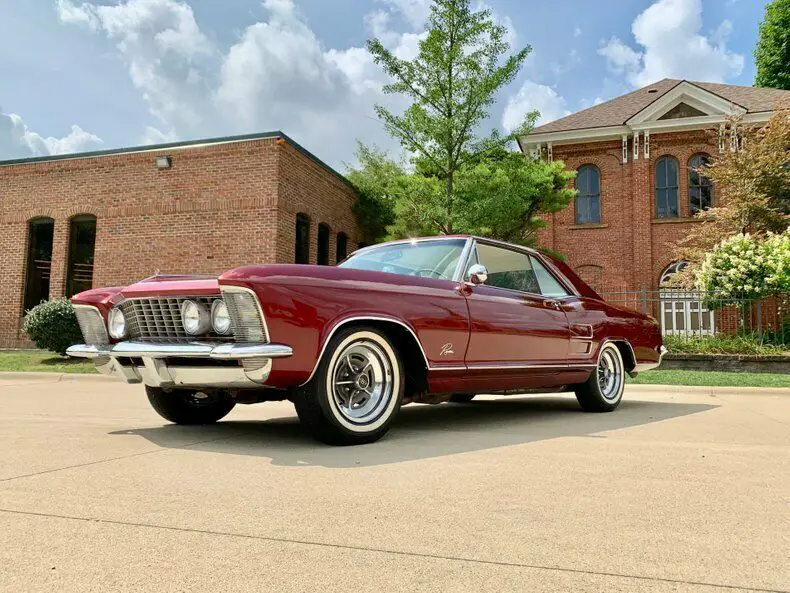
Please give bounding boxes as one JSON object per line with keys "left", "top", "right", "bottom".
{"left": 655, "top": 156, "right": 679, "bottom": 218}
{"left": 66, "top": 215, "right": 97, "bottom": 297}
{"left": 317, "top": 223, "right": 330, "bottom": 265}
{"left": 336, "top": 232, "right": 348, "bottom": 263}
{"left": 24, "top": 217, "right": 55, "bottom": 311}
{"left": 575, "top": 165, "right": 601, "bottom": 224}
{"left": 688, "top": 154, "right": 713, "bottom": 215}
{"left": 295, "top": 213, "right": 310, "bottom": 264}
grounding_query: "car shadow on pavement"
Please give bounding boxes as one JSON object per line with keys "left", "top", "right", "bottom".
{"left": 109, "top": 394, "right": 717, "bottom": 468}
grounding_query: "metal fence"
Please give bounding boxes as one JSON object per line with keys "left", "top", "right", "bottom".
{"left": 600, "top": 290, "right": 790, "bottom": 339}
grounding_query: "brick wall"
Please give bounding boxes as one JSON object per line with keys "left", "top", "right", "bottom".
{"left": 0, "top": 136, "right": 360, "bottom": 348}
{"left": 544, "top": 129, "right": 719, "bottom": 294}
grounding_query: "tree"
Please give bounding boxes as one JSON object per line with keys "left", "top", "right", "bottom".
{"left": 367, "top": 0, "right": 533, "bottom": 234}
{"left": 673, "top": 111, "right": 790, "bottom": 285}
{"left": 755, "top": 0, "right": 790, "bottom": 90}
{"left": 347, "top": 144, "right": 575, "bottom": 245}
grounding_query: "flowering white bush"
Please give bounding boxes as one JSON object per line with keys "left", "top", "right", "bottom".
{"left": 696, "top": 232, "right": 790, "bottom": 301}
{"left": 763, "top": 231, "right": 790, "bottom": 294}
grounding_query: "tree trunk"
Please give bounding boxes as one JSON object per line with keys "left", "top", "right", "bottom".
{"left": 446, "top": 172, "right": 454, "bottom": 234}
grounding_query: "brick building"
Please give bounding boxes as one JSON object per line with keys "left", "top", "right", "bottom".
{"left": 520, "top": 79, "right": 789, "bottom": 300}
{"left": 0, "top": 132, "right": 361, "bottom": 348}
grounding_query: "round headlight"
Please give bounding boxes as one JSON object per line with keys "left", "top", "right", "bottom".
{"left": 181, "top": 300, "right": 210, "bottom": 335}
{"left": 108, "top": 307, "right": 126, "bottom": 339}
{"left": 211, "top": 300, "right": 232, "bottom": 335}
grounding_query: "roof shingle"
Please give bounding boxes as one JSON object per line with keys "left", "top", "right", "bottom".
{"left": 529, "top": 79, "right": 790, "bottom": 135}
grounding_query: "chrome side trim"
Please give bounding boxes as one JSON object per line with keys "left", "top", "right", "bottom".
{"left": 300, "top": 316, "right": 432, "bottom": 387}
{"left": 220, "top": 285, "right": 270, "bottom": 343}
{"left": 466, "top": 363, "right": 598, "bottom": 370}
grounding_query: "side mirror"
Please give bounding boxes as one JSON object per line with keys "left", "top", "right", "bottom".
{"left": 467, "top": 264, "right": 488, "bottom": 285}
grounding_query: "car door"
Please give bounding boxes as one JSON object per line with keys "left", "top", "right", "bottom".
{"left": 464, "top": 242, "right": 571, "bottom": 368}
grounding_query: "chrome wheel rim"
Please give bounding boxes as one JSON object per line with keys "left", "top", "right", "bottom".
{"left": 597, "top": 349, "right": 622, "bottom": 401}
{"left": 331, "top": 340, "right": 393, "bottom": 424}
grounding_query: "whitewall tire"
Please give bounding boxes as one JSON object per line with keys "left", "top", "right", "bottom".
{"left": 294, "top": 327, "right": 404, "bottom": 445}
{"left": 574, "top": 342, "right": 625, "bottom": 413}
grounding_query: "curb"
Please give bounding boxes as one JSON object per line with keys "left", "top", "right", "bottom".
{"left": 625, "top": 383, "right": 790, "bottom": 396}
{"left": 0, "top": 372, "right": 115, "bottom": 383}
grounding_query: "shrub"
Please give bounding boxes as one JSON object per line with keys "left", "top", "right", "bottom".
{"left": 22, "top": 298, "right": 84, "bottom": 356}
{"left": 663, "top": 333, "right": 789, "bottom": 355}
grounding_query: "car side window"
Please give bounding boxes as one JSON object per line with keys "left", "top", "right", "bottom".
{"left": 475, "top": 243, "right": 541, "bottom": 294}
{"left": 530, "top": 256, "right": 570, "bottom": 297}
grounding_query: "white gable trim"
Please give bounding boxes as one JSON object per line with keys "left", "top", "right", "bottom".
{"left": 627, "top": 81, "right": 745, "bottom": 125}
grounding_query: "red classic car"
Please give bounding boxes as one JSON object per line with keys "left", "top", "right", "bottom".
{"left": 68, "top": 236, "right": 665, "bottom": 445}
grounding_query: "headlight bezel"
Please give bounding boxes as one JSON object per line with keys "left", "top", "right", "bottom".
{"left": 180, "top": 299, "right": 211, "bottom": 336}
{"left": 107, "top": 307, "right": 127, "bottom": 340}
{"left": 211, "top": 300, "right": 232, "bottom": 335}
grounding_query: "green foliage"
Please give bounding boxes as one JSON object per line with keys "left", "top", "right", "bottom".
{"left": 663, "top": 333, "right": 789, "bottom": 356}
{"left": 346, "top": 143, "right": 401, "bottom": 243}
{"left": 347, "top": 144, "right": 575, "bottom": 245}
{"left": 695, "top": 232, "right": 790, "bottom": 305}
{"left": 366, "top": 0, "right": 536, "bottom": 234}
{"left": 22, "top": 298, "right": 83, "bottom": 356}
{"left": 755, "top": 0, "right": 790, "bottom": 90}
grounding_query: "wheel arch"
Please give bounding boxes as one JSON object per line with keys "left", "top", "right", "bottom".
{"left": 606, "top": 339, "right": 637, "bottom": 377}
{"left": 301, "top": 316, "right": 429, "bottom": 395}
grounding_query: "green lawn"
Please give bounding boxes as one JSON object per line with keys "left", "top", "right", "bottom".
{"left": 628, "top": 369, "right": 790, "bottom": 388}
{"left": 0, "top": 351, "right": 97, "bottom": 374}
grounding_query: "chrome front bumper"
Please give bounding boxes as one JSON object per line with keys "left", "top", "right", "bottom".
{"left": 67, "top": 342, "right": 293, "bottom": 389}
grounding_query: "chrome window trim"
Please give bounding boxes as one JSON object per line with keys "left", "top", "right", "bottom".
{"left": 220, "top": 284, "right": 270, "bottom": 343}
{"left": 451, "top": 237, "right": 475, "bottom": 282}
{"left": 462, "top": 238, "right": 578, "bottom": 299}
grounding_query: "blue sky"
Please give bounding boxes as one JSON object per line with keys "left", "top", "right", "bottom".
{"left": 0, "top": 0, "right": 771, "bottom": 169}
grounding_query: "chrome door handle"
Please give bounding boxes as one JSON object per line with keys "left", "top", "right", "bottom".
{"left": 543, "top": 299, "right": 561, "bottom": 310}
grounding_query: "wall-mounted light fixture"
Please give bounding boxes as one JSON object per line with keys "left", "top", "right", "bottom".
{"left": 156, "top": 156, "right": 172, "bottom": 170}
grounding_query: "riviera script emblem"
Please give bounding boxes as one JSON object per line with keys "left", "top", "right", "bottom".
{"left": 440, "top": 343, "right": 454, "bottom": 356}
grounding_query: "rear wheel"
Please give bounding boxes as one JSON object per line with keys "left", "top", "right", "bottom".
{"left": 574, "top": 343, "right": 624, "bottom": 413}
{"left": 294, "top": 327, "right": 404, "bottom": 445}
{"left": 145, "top": 386, "right": 235, "bottom": 424}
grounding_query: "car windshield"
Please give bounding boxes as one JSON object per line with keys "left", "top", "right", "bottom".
{"left": 339, "top": 239, "right": 467, "bottom": 280}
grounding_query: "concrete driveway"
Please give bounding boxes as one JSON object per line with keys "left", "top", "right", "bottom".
{"left": 0, "top": 375, "right": 788, "bottom": 593}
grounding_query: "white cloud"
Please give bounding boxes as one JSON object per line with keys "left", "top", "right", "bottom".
{"left": 55, "top": 0, "right": 525, "bottom": 168}
{"left": 598, "top": 37, "right": 642, "bottom": 75}
{"left": 574, "top": 25, "right": 582, "bottom": 37}
{"left": 598, "top": 0, "right": 744, "bottom": 88}
{"left": 379, "top": 0, "right": 431, "bottom": 30}
{"left": 502, "top": 80, "right": 570, "bottom": 131}
{"left": 0, "top": 111, "right": 102, "bottom": 160}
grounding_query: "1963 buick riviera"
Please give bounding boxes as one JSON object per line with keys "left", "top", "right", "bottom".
{"left": 68, "top": 236, "right": 665, "bottom": 445}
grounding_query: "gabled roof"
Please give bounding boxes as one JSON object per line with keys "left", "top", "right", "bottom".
{"left": 530, "top": 79, "right": 790, "bottom": 135}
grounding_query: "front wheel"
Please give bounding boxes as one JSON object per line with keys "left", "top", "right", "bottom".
{"left": 294, "top": 327, "right": 404, "bottom": 445}
{"left": 574, "top": 343, "right": 624, "bottom": 413}
{"left": 145, "top": 386, "right": 235, "bottom": 424}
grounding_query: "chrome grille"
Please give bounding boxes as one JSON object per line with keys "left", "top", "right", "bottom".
{"left": 74, "top": 306, "right": 109, "bottom": 346}
{"left": 222, "top": 288, "right": 268, "bottom": 343}
{"left": 119, "top": 296, "right": 233, "bottom": 343}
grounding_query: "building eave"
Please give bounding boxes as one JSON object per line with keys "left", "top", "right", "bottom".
{"left": 0, "top": 130, "right": 354, "bottom": 188}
